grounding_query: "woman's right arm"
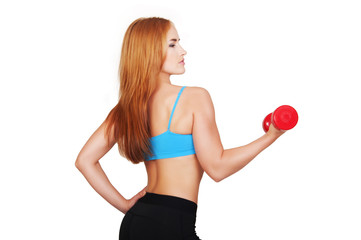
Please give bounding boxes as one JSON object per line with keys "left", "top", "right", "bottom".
{"left": 192, "top": 87, "right": 285, "bottom": 182}
{"left": 75, "top": 120, "right": 145, "bottom": 214}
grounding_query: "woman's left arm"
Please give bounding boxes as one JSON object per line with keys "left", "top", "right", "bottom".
{"left": 75, "top": 120, "right": 145, "bottom": 214}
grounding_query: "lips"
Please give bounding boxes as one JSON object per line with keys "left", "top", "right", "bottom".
{"left": 179, "top": 59, "right": 185, "bottom": 64}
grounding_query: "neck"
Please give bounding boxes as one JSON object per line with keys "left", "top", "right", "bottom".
{"left": 158, "top": 72, "right": 171, "bottom": 85}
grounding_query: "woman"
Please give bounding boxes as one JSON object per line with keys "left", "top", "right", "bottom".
{"left": 75, "top": 17, "right": 285, "bottom": 240}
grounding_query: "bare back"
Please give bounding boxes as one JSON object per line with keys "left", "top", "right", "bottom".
{"left": 145, "top": 85, "right": 204, "bottom": 203}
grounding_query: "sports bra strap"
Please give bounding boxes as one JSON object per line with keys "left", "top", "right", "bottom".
{"left": 167, "top": 86, "right": 186, "bottom": 130}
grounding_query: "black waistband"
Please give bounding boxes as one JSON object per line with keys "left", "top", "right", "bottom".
{"left": 138, "top": 192, "right": 197, "bottom": 216}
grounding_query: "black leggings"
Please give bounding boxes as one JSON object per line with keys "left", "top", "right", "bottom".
{"left": 119, "top": 192, "right": 201, "bottom": 240}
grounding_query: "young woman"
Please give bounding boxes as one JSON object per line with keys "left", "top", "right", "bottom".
{"left": 75, "top": 17, "right": 285, "bottom": 240}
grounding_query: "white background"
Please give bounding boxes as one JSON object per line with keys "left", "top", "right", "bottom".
{"left": 1, "top": 0, "right": 360, "bottom": 239}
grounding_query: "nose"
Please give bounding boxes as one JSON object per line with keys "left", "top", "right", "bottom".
{"left": 180, "top": 45, "right": 187, "bottom": 56}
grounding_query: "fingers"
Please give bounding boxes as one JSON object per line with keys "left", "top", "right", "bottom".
{"left": 138, "top": 188, "right": 146, "bottom": 197}
{"left": 132, "top": 187, "right": 147, "bottom": 201}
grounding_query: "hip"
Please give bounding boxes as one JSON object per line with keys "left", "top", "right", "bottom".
{"left": 119, "top": 192, "right": 201, "bottom": 240}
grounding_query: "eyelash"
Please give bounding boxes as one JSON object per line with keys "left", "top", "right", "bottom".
{"left": 169, "top": 44, "right": 175, "bottom": 48}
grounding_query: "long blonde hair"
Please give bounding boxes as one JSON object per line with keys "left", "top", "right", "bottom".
{"left": 103, "top": 17, "right": 171, "bottom": 164}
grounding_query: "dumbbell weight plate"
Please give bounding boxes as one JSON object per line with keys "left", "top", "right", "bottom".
{"left": 272, "top": 105, "right": 298, "bottom": 130}
{"left": 262, "top": 113, "right": 272, "bottom": 132}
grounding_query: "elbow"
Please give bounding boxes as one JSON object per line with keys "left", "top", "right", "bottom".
{"left": 211, "top": 172, "right": 225, "bottom": 183}
{"left": 207, "top": 152, "right": 227, "bottom": 183}
{"left": 75, "top": 160, "right": 81, "bottom": 170}
{"left": 211, "top": 176, "right": 222, "bottom": 183}
{"left": 208, "top": 160, "right": 225, "bottom": 183}
{"left": 75, "top": 156, "right": 98, "bottom": 171}
{"left": 75, "top": 157, "right": 85, "bottom": 171}
{"left": 204, "top": 164, "right": 222, "bottom": 182}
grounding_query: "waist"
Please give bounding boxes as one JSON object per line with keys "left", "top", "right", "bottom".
{"left": 145, "top": 184, "right": 200, "bottom": 204}
{"left": 138, "top": 192, "right": 197, "bottom": 216}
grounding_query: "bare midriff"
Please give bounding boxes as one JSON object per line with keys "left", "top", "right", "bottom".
{"left": 144, "top": 153, "right": 204, "bottom": 204}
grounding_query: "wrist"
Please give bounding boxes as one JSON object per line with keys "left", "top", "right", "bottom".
{"left": 265, "top": 129, "right": 283, "bottom": 140}
{"left": 120, "top": 198, "right": 129, "bottom": 214}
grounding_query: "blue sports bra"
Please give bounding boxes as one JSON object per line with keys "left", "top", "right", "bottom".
{"left": 145, "top": 86, "right": 196, "bottom": 161}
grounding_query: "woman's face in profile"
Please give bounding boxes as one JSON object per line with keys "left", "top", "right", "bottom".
{"left": 161, "top": 24, "right": 187, "bottom": 76}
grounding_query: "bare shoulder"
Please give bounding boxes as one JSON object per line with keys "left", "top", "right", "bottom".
{"left": 185, "top": 86, "right": 212, "bottom": 101}
{"left": 185, "top": 86, "right": 210, "bottom": 96}
{"left": 184, "top": 86, "right": 214, "bottom": 111}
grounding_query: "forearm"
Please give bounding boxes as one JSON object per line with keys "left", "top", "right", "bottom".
{"left": 215, "top": 132, "right": 281, "bottom": 182}
{"left": 76, "top": 161, "right": 127, "bottom": 213}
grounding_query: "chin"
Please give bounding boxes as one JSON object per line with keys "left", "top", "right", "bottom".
{"left": 178, "top": 69, "right": 186, "bottom": 74}
{"left": 174, "top": 71, "right": 185, "bottom": 75}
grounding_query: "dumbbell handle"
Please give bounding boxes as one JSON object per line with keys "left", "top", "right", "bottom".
{"left": 263, "top": 105, "right": 298, "bottom": 132}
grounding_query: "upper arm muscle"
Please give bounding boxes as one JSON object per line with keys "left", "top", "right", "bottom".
{"left": 192, "top": 87, "right": 223, "bottom": 181}
{"left": 76, "top": 119, "right": 116, "bottom": 167}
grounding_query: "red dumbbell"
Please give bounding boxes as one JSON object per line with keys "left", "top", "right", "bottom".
{"left": 262, "top": 105, "right": 298, "bottom": 132}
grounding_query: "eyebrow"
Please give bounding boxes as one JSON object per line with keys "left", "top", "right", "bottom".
{"left": 169, "top": 38, "right": 180, "bottom": 42}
